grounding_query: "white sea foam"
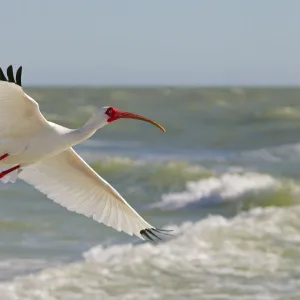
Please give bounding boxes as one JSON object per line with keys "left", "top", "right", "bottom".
{"left": 154, "top": 172, "right": 278, "bottom": 209}
{"left": 1, "top": 206, "right": 300, "bottom": 299}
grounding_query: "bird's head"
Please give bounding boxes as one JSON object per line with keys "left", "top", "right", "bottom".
{"left": 99, "top": 106, "right": 166, "bottom": 132}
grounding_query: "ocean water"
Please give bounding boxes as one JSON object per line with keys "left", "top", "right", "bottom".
{"left": 1, "top": 87, "right": 300, "bottom": 299}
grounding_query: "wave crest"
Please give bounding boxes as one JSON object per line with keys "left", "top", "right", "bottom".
{"left": 154, "top": 172, "right": 279, "bottom": 209}
{"left": 2, "top": 206, "right": 300, "bottom": 299}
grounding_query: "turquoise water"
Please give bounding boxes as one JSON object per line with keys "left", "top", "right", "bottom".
{"left": 1, "top": 87, "right": 300, "bottom": 299}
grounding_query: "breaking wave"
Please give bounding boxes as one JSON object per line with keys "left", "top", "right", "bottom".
{"left": 153, "top": 172, "right": 294, "bottom": 209}
{"left": 1, "top": 206, "right": 300, "bottom": 299}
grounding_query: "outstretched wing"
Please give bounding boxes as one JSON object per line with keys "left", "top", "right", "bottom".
{"left": 19, "top": 148, "right": 168, "bottom": 241}
{"left": 0, "top": 66, "right": 48, "bottom": 138}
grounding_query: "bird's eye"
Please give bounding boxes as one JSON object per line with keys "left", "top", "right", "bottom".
{"left": 108, "top": 109, "right": 112, "bottom": 114}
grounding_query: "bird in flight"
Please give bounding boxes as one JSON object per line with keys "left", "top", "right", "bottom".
{"left": 0, "top": 65, "right": 171, "bottom": 241}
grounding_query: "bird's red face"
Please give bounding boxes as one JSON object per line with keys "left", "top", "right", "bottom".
{"left": 104, "top": 106, "right": 166, "bottom": 132}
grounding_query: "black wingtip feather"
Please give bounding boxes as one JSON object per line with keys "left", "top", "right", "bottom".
{"left": 140, "top": 228, "right": 173, "bottom": 241}
{"left": 7, "top": 65, "right": 15, "bottom": 83}
{"left": 16, "top": 66, "right": 22, "bottom": 87}
{"left": 153, "top": 229, "right": 173, "bottom": 237}
{"left": 140, "top": 229, "right": 153, "bottom": 241}
{"left": 153, "top": 228, "right": 173, "bottom": 232}
{"left": 0, "top": 65, "right": 23, "bottom": 87}
{"left": 146, "top": 229, "right": 162, "bottom": 240}
{"left": 0, "top": 68, "right": 7, "bottom": 81}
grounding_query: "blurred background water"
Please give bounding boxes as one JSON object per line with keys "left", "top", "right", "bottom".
{"left": 0, "top": 87, "right": 300, "bottom": 299}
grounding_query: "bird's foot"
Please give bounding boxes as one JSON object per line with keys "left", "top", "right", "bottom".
{"left": 0, "top": 165, "right": 20, "bottom": 179}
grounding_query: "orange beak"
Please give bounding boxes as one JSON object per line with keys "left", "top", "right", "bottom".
{"left": 113, "top": 110, "right": 166, "bottom": 132}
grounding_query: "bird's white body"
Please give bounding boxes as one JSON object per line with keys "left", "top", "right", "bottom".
{"left": 0, "top": 122, "right": 93, "bottom": 165}
{"left": 0, "top": 67, "right": 167, "bottom": 241}
{"left": 0, "top": 123, "right": 67, "bottom": 165}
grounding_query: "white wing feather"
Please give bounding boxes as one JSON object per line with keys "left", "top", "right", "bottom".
{"left": 19, "top": 148, "right": 156, "bottom": 239}
{"left": 0, "top": 82, "right": 47, "bottom": 138}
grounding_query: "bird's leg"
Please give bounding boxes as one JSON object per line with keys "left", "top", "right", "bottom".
{"left": 0, "top": 153, "right": 8, "bottom": 160}
{"left": 0, "top": 165, "right": 20, "bottom": 179}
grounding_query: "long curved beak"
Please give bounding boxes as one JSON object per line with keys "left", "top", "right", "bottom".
{"left": 115, "top": 110, "right": 166, "bottom": 132}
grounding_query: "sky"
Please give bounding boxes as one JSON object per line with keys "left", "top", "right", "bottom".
{"left": 1, "top": 0, "right": 300, "bottom": 86}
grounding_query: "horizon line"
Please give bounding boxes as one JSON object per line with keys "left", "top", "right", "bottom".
{"left": 24, "top": 83, "right": 300, "bottom": 89}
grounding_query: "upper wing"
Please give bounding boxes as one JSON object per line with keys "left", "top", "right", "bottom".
{"left": 0, "top": 66, "right": 48, "bottom": 138}
{"left": 19, "top": 148, "right": 166, "bottom": 240}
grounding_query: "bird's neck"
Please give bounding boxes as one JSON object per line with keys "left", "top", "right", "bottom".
{"left": 65, "top": 114, "right": 107, "bottom": 146}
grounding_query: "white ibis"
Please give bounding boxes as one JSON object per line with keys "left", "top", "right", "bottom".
{"left": 0, "top": 65, "right": 171, "bottom": 241}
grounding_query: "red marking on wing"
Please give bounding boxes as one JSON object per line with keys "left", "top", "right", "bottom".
{"left": 0, "top": 153, "right": 9, "bottom": 161}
